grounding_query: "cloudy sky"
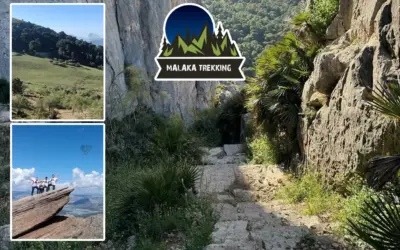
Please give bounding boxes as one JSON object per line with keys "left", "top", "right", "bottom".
{"left": 12, "top": 125, "right": 104, "bottom": 195}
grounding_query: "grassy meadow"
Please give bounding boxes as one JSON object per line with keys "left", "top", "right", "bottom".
{"left": 11, "top": 53, "right": 103, "bottom": 120}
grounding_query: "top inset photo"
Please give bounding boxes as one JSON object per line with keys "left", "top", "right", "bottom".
{"left": 10, "top": 3, "right": 105, "bottom": 121}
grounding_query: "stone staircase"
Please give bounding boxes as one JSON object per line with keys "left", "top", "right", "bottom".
{"left": 197, "top": 145, "right": 347, "bottom": 250}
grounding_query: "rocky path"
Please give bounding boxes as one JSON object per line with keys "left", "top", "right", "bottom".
{"left": 197, "top": 145, "right": 347, "bottom": 250}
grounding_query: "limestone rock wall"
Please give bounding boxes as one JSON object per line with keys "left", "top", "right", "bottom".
{"left": 301, "top": 0, "right": 400, "bottom": 179}
{"left": 105, "top": 0, "right": 217, "bottom": 122}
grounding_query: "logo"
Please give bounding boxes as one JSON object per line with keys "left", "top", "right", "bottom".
{"left": 154, "top": 3, "right": 245, "bottom": 81}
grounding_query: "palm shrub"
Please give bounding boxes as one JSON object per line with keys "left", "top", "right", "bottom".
{"left": 347, "top": 194, "right": 400, "bottom": 250}
{"left": 365, "top": 81, "right": 400, "bottom": 189}
{"left": 109, "top": 159, "right": 200, "bottom": 236}
{"left": 246, "top": 32, "right": 316, "bottom": 162}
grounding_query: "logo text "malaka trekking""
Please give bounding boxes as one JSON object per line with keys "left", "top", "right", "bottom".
{"left": 154, "top": 3, "right": 245, "bottom": 81}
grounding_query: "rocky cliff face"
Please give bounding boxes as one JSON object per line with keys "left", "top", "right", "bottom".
{"left": 301, "top": 0, "right": 400, "bottom": 180}
{"left": 12, "top": 186, "right": 103, "bottom": 239}
{"left": 105, "top": 0, "right": 216, "bottom": 122}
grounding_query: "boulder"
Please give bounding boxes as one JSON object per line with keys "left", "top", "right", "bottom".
{"left": 223, "top": 144, "right": 245, "bottom": 156}
{"left": 12, "top": 186, "right": 73, "bottom": 237}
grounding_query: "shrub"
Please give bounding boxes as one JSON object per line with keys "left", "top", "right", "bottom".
{"left": 151, "top": 116, "right": 204, "bottom": 164}
{"left": 277, "top": 173, "right": 341, "bottom": 215}
{"left": 12, "top": 94, "right": 31, "bottom": 112}
{"left": 106, "top": 105, "right": 164, "bottom": 164}
{"left": 12, "top": 78, "right": 24, "bottom": 95}
{"left": 309, "top": 0, "right": 339, "bottom": 37}
{"left": 44, "top": 92, "right": 64, "bottom": 110}
{"left": 48, "top": 109, "right": 59, "bottom": 119}
{"left": 190, "top": 107, "right": 222, "bottom": 147}
{"left": 248, "top": 134, "right": 277, "bottom": 165}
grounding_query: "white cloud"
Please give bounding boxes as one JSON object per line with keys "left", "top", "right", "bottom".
{"left": 12, "top": 168, "right": 35, "bottom": 190}
{"left": 12, "top": 167, "right": 103, "bottom": 194}
{"left": 72, "top": 168, "right": 103, "bottom": 190}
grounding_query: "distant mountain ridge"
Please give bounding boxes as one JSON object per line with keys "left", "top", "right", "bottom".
{"left": 12, "top": 18, "right": 103, "bottom": 68}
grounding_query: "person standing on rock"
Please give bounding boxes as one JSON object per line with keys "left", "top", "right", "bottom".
{"left": 47, "top": 174, "right": 58, "bottom": 191}
{"left": 38, "top": 180, "right": 45, "bottom": 194}
{"left": 43, "top": 177, "right": 49, "bottom": 192}
{"left": 30, "top": 177, "right": 39, "bottom": 196}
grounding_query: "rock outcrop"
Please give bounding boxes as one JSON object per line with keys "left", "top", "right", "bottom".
{"left": 12, "top": 186, "right": 74, "bottom": 237}
{"left": 18, "top": 214, "right": 103, "bottom": 239}
{"left": 301, "top": 0, "right": 400, "bottom": 179}
{"left": 12, "top": 186, "right": 103, "bottom": 239}
{"left": 105, "top": 0, "right": 216, "bottom": 122}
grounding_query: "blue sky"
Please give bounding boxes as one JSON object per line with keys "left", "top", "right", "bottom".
{"left": 12, "top": 4, "right": 104, "bottom": 39}
{"left": 12, "top": 125, "right": 104, "bottom": 194}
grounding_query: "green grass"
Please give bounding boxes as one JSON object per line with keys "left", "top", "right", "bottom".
{"left": 12, "top": 53, "right": 102, "bottom": 92}
{"left": 276, "top": 173, "right": 342, "bottom": 215}
{"left": 248, "top": 134, "right": 277, "bottom": 165}
{"left": 12, "top": 53, "right": 103, "bottom": 119}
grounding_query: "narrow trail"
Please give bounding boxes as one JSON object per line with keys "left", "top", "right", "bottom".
{"left": 197, "top": 145, "right": 348, "bottom": 250}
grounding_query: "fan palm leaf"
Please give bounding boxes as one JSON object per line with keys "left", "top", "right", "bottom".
{"left": 347, "top": 194, "right": 400, "bottom": 250}
{"left": 366, "top": 156, "right": 400, "bottom": 190}
{"left": 369, "top": 81, "right": 400, "bottom": 120}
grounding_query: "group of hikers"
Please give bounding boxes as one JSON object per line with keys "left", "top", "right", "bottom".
{"left": 29, "top": 174, "right": 59, "bottom": 196}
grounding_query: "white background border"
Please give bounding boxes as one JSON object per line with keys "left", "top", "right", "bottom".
{"left": 9, "top": 3, "right": 106, "bottom": 122}
{"left": 10, "top": 123, "right": 106, "bottom": 241}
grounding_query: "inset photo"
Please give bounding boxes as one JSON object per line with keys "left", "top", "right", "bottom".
{"left": 10, "top": 3, "right": 105, "bottom": 121}
{"left": 11, "top": 124, "right": 105, "bottom": 241}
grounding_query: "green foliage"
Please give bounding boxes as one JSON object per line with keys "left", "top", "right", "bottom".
{"left": 190, "top": 107, "right": 223, "bottom": 147}
{"left": 12, "top": 94, "right": 31, "bottom": 119}
{"left": 333, "top": 181, "right": 376, "bottom": 236}
{"left": 114, "top": 160, "right": 199, "bottom": 214}
{"left": 12, "top": 18, "right": 103, "bottom": 68}
{"left": 106, "top": 105, "right": 164, "bottom": 164}
{"left": 277, "top": 173, "right": 341, "bottom": 215}
{"left": 347, "top": 194, "right": 400, "bottom": 250}
{"left": 12, "top": 77, "right": 24, "bottom": 95}
{"left": 245, "top": 0, "right": 339, "bottom": 163}
{"left": 309, "top": 0, "right": 339, "bottom": 37}
{"left": 152, "top": 116, "right": 204, "bottom": 163}
{"left": 105, "top": 107, "right": 215, "bottom": 249}
{"left": 248, "top": 134, "right": 277, "bottom": 165}
{"left": 190, "top": 90, "right": 246, "bottom": 147}
{"left": 203, "top": 0, "right": 305, "bottom": 75}
{"left": 246, "top": 32, "right": 314, "bottom": 162}
{"left": 369, "top": 81, "right": 400, "bottom": 121}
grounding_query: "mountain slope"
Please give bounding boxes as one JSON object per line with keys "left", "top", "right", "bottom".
{"left": 12, "top": 18, "right": 103, "bottom": 68}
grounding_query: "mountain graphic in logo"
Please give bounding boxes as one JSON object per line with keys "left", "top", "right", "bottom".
{"left": 154, "top": 3, "right": 245, "bottom": 81}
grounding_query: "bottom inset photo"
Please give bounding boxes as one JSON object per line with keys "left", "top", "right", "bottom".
{"left": 10, "top": 123, "right": 105, "bottom": 241}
